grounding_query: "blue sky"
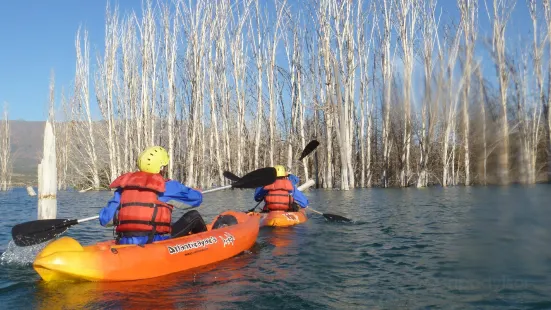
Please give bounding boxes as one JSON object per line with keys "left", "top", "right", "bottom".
{"left": 0, "top": 0, "right": 142, "bottom": 121}
{"left": 0, "top": 0, "right": 533, "bottom": 121}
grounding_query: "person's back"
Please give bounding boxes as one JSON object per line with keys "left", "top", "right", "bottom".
{"left": 99, "top": 146, "right": 205, "bottom": 245}
{"left": 254, "top": 165, "right": 308, "bottom": 212}
{"left": 108, "top": 170, "right": 173, "bottom": 244}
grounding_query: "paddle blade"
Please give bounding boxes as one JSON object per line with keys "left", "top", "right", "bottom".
{"left": 298, "top": 140, "right": 320, "bottom": 161}
{"left": 233, "top": 167, "right": 277, "bottom": 189}
{"left": 11, "top": 219, "right": 78, "bottom": 247}
{"left": 322, "top": 213, "right": 352, "bottom": 222}
{"left": 223, "top": 171, "right": 241, "bottom": 182}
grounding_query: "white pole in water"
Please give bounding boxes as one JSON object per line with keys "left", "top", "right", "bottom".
{"left": 297, "top": 179, "right": 315, "bottom": 192}
{"left": 26, "top": 185, "right": 36, "bottom": 196}
{"left": 37, "top": 120, "right": 57, "bottom": 219}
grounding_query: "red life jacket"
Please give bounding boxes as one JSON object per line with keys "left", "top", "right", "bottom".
{"left": 109, "top": 171, "right": 173, "bottom": 238}
{"left": 262, "top": 178, "right": 294, "bottom": 211}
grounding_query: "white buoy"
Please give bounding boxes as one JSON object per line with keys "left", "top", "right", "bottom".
{"left": 37, "top": 121, "right": 57, "bottom": 220}
{"left": 26, "top": 186, "right": 36, "bottom": 196}
{"left": 78, "top": 187, "right": 92, "bottom": 193}
{"left": 297, "top": 179, "right": 315, "bottom": 192}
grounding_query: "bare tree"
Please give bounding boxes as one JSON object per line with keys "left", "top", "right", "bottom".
{"left": 380, "top": 0, "right": 395, "bottom": 188}
{"left": 208, "top": 0, "right": 230, "bottom": 185}
{"left": 395, "top": 0, "right": 420, "bottom": 187}
{"left": 283, "top": 14, "right": 298, "bottom": 173}
{"left": 43, "top": 0, "right": 551, "bottom": 190}
{"left": 417, "top": 0, "right": 439, "bottom": 188}
{"left": 440, "top": 25, "right": 462, "bottom": 187}
{"left": 181, "top": 0, "right": 212, "bottom": 187}
{"left": 317, "top": 0, "right": 334, "bottom": 188}
{"left": 252, "top": 0, "right": 266, "bottom": 170}
{"left": 513, "top": 0, "right": 545, "bottom": 184}
{"left": 458, "top": 0, "right": 478, "bottom": 186}
{"left": 229, "top": 1, "right": 251, "bottom": 177}
{"left": 162, "top": 2, "right": 180, "bottom": 179}
{"left": 485, "top": 0, "right": 516, "bottom": 184}
{"left": 358, "top": 3, "right": 376, "bottom": 187}
{"left": 95, "top": 2, "right": 120, "bottom": 182}
{"left": 138, "top": 0, "right": 158, "bottom": 149}
{"left": 56, "top": 88, "right": 70, "bottom": 190}
{"left": 328, "top": 0, "right": 358, "bottom": 190}
{"left": 120, "top": 14, "right": 140, "bottom": 173}
{"left": 542, "top": 0, "right": 551, "bottom": 181}
{"left": 514, "top": 49, "right": 542, "bottom": 184}
{"left": 267, "top": 0, "right": 287, "bottom": 167}
{"left": 0, "top": 102, "right": 11, "bottom": 191}
{"left": 476, "top": 66, "right": 488, "bottom": 184}
{"left": 74, "top": 27, "right": 100, "bottom": 189}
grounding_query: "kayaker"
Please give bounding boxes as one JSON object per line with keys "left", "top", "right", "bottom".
{"left": 99, "top": 146, "right": 208, "bottom": 245}
{"left": 253, "top": 165, "right": 309, "bottom": 212}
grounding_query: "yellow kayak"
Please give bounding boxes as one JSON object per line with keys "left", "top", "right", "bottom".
{"left": 257, "top": 208, "right": 308, "bottom": 227}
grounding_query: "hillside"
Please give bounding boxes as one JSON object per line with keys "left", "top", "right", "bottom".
{"left": 9, "top": 121, "right": 46, "bottom": 184}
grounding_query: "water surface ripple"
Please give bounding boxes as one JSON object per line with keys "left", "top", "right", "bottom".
{"left": 0, "top": 185, "right": 549, "bottom": 309}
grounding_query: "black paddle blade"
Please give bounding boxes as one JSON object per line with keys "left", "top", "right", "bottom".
{"left": 232, "top": 167, "right": 277, "bottom": 189}
{"left": 223, "top": 171, "right": 241, "bottom": 182}
{"left": 11, "top": 219, "right": 78, "bottom": 247}
{"left": 298, "top": 140, "right": 320, "bottom": 161}
{"left": 322, "top": 213, "right": 352, "bottom": 222}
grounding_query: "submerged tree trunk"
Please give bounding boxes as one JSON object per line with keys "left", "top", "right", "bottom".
{"left": 458, "top": 0, "right": 477, "bottom": 186}
{"left": 96, "top": 3, "right": 120, "bottom": 183}
{"left": 491, "top": 0, "right": 515, "bottom": 185}
{"left": 381, "top": 0, "right": 393, "bottom": 188}
{"left": 75, "top": 28, "right": 100, "bottom": 189}
{"left": 183, "top": 1, "right": 211, "bottom": 187}
{"left": 163, "top": 3, "right": 179, "bottom": 179}
{"left": 417, "top": 0, "right": 438, "bottom": 188}
{"left": 395, "top": 0, "right": 419, "bottom": 187}
{"left": 0, "top": 104, "right": 11, "bottom": 191}
{"left": 441, "top": 28, "right": 462, "bottom": 187}
{"left": 476, "top": 67, "right": 488, "bottom": 185}
{"left": 543, "top": 0, "right": 551, "bottom": 182}
{"left": 38, "top": 120, "right": 57, "bottom": 220}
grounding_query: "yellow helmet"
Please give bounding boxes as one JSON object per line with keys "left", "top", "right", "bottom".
{"left": 137, "top": 146, "right": 169, "bottom": 174}
{"left": 274, "top": 165, "right": 287, "bottom": 177}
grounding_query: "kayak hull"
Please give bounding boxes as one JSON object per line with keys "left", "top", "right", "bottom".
{"left": 33, "top": 210, "right": 260, "bottom": 282}
{"left": 258, "top": 208, "right": 308, "bottom": 227}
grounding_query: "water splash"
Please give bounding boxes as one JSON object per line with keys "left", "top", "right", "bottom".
{"left": 0, "top": 240, "right": 48, "bottom": 266}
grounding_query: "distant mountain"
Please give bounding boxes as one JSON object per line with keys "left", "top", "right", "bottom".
{"left": 9, "top": 121, "right": 46, "bottom": 183}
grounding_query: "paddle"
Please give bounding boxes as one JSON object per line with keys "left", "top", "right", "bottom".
{"left": 11, "top": 167, "right": 277, "bottom": 247}
{"left": 11, "top": 216, "right": 100, "bottom": 248}
{"left": 223, "top": 140, "right": 320, "bottom": 184}
{"left": 247, "top": 200, "right": 263, "bottom": 213}
{"left": 306, "top": 208, "right": 352, "bottom": 222}
{"left": 295, "top": 141, "right": 350, "bottom": 221}
{"left": 298, "top": 140, "right": 320, "bottom": 161}
{"left": 224, "top": 139, "right": 320, "bottom": 184}
{"left": 223, "top": 171, "right": 240, "bottom": 183}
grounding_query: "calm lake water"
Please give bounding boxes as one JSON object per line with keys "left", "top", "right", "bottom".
{"left": 0, "top": 185, "right": 550, "bottom": 309}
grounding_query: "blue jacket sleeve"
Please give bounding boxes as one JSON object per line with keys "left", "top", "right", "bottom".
{"left": 158, "top": 180, "right": 203, "bottom": 207}
{"left": 292, "top": 185, "right": 309, "bottom": 208}
{"left": 99, "top": 188, "right": 122, "bottom": 226}
{"left": 288, "top": 174, "right": 300, "bottom": 186}
{"left": 254, "top": 187, "right": 267, "bottom": 202}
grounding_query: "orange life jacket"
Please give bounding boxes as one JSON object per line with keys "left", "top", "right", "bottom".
{"left": 109, "top": 171, "right": 173, "bottom": 238}
{"left": 262, "top": 178, "right": 294, "bottom": 211}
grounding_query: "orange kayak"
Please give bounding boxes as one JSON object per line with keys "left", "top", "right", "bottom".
{"left": 33, "top": 211, "right": 260, "bottom": 282}
{"left": 258, "top": 208, "right": 308, "bottom": 227}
